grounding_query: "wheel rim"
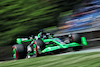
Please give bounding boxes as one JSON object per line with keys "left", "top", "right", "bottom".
{"left": 33, "top": 41, "right": 38, "bottom": 57}
{"left": 12, "top": 46, "right": 17, "bottom": 60}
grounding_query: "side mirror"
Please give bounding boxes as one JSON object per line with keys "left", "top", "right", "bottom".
{"left": 29, "top": 35, "right": 34, "bottom": 39}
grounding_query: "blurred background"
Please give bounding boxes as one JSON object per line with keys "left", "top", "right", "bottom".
{"left": 0, "top": 0, "right": 82, "bottom": 47}
{"left": 57, "top": 0, "right": 100, "bottom": 33}
{"left": 0, "top": 0, "right": 100, "bottom": 61}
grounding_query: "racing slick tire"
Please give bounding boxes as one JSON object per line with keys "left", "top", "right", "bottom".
{"left": 33, "top": 40, "right": 45, "bottom": 57}
{"left": 12, "top": 44, "right": 27, "bottom": 60}
{"left": 69, "top": 33, "right": 81, "bottom": 44}
{"left": 34, "top": 39, "right": 45, "bottom": 50}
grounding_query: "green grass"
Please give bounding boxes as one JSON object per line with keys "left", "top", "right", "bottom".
{"left": 44, "top": 26, "right": 58, "bottom": 32}
{"left": 1, "top": 52, "right": 100, "bottom": 67}
{"left": 59, "top": 10, "right": 73, "bottom": 18}
{"left": 44, "top": 26, "right": 57, "bottom": 30}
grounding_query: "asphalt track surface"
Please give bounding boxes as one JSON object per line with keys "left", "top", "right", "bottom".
{"left": 0, "top": 36, "right": 100, "bottom": 62}
{"left": 1, "top": 46, "right": 100, "bottom": 63}
{"left": 56, "top": 46, "right": 100, "bottom": 56}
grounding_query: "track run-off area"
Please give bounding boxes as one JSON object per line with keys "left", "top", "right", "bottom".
{"left": 1, "top": 46, "right": 100, "bottom": 67}
{"left": 1, "top": 46, "right": 100, "bottom": 63}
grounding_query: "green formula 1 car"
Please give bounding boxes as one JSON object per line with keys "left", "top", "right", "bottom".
{"left": 12, "top": 31, "right": 87, "bottom": 60}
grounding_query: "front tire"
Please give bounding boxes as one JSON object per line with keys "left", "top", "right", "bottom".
{"left": 12, "top": 44, "right": 27, "bottom": 60}
{"left": 33, "top": 40, "right": 45, "bottom": 57}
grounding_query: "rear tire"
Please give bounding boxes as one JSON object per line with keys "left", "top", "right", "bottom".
{"left": 69, "top": 33, "right": 82, "bottom": 51}
{"left": 12, "top": 44, "right": 27, "bottom": 60}
{"left": 69, "top": 33, "right": 81, "bottom": 44}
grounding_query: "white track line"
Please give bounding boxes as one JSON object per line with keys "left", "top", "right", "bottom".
{"left": 87, "top": 38, "right": 100, "bottom": 41}
{"left": 56, "top": 48, "right": 100, "bottom": 56}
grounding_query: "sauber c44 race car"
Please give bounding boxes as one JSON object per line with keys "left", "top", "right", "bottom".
{"left": 12, "top": 31, "right": 87, "bottom": 60}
